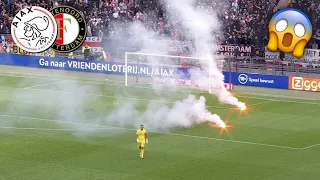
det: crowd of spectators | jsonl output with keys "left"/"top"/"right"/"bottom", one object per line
{"left": 216, "top": 0, "right": 319, "bottom": 48}
{"left": 0, "top": 0, "right": 319, "bottom": 49}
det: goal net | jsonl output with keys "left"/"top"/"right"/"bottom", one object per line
{"left": 124, "top": 52, "right": 231, "bottom": 90}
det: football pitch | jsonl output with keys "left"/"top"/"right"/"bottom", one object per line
{"left": 0, "top": 66, "right": 319, "bottom": 180}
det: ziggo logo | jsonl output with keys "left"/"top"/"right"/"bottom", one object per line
{"left": 289, "top": 77, "right": 320, "bottom": 92}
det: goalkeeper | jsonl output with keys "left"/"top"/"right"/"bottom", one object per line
{"left": 136, "top": 124, "right": 148, "bottom": 159}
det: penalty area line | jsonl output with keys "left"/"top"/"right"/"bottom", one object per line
{"left": 0, "top": 126, "right": 115, "bottom": 131}
{"left": 23, "top": 81, "right": 65, "bottom": 89}
{"left": 300, "top": 143, "right": 320, "bottom": 150}
{"left": 206, "top": 100, "right": 275, "bottom": 110}
{"left": 1, "top": 72, "right": 320, "bottom": 105}
{"left": 0, "top": 114, "right": 301, "bottom": 150}
{"left": 247, "top": 100, "right": 275, "bottom": 107}
{"left": 157, "top": 132, "right": 301, "bottom": 150}
{"left": 16, "top": 86, "right": 277, "bottom": 109}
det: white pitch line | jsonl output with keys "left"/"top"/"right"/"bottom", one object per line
{"left": 0, "top": 96, "right": 226, "bottom": 110}
{"left": 206, "top": 100, "right": 274, "bottom": 109}
{"left": 0, "top": 71, "right": 116, "bottom": 82}
{"left": 17, "top": 87, "right": 276, "bottom": 109}
{"left": 23, "top": 81, "right": 64, "bottom": 89}
{"left": 0, "top": 114, "right": 112, "bottom": 129}
{"left": 0, "top": 126, "right": 114, "bottom": 131}
{"left": 300, "top": 143, "right": 320, "bottom": 150}
{"left": 0, "top": 88, "right": 272, "bottom": 110}
{"left": 9, "top": 87, "right": 320, "bottom": 107}
{"left": 247, "top": 100, "right": 275, "bottom": 107}
{"left": 0, "top": 114, "right": 301, "bottom": 150}
{"left": 162, "top": 133, "right": 301, "bottom": 150}
{"left": 0, "top": 71, "right": 320, "bottom": 105}
{"left": 238, "top": 94, "right": 320, "bottom": 105}
{"left": 22, "top": 87, "right": 180, "bottom": 104}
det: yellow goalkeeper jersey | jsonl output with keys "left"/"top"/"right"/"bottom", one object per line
{"left": 136, "top": 129, "right": 147, "bottom": 141}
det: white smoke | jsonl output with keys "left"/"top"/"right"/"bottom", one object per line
{"left": 2, "top": 0, "right": 249, "bottom": 136}
{"left": 164, "top": 0, "right": 245, "bottom": 109}
{"left": 107, "top": 94, "right": 225, "bottom": 131}
{"left": 103, "top": 0, "right": 241, "bottom": 131}
{"left": 3, "top": 77, "right": 225, "bottom": 136}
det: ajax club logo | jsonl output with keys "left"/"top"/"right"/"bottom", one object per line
{"left": 11, "top": 6, "right": 87, "bottom": 53}
{"left": 50, "top": 6, "right": 87, "bottom": 52}
{"left": 267, "top": 8, "right": 312, "bottom": 58}
{"left": 11, "top": 6, "right": 58, "bottom": 53}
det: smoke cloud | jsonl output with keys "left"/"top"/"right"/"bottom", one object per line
{"left": 107, "top": 94, "right": 226, "bottom": 131}
{"left": 164, "top": 0, "right": 245, "bottom": 109}
{"left": 2, "top": 0, "right": 246, "bottom": 136}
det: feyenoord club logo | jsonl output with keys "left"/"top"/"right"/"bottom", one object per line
{"left": 50, "top": 6, "right": 87, "bottom": 52}
{"left": 11, "top": 6, "right": 58, "bottom": 53}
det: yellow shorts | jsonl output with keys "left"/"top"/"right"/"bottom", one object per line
{"left": 138, "top": 141, "right": 145, "bottom": 148}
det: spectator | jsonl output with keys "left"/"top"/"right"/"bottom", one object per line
{"left": 0, "top": 23, "right": 6, "bottom": 33}
{"left": 100, "top": 47, "right": 107, "bottom": 60}
{"left": 0, "top": 0, "right": 318, "bottom": 49}
{"left": 83, "top": 45, "right": 91, "bottom": 60}
{"left": 312, "top": 42, "right": 319, "bottom": 49}
{"left": 182, "top": 60, "right": 188, "bottom": 68}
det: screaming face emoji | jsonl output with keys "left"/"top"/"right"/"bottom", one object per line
{"left": 267, "top": 8, "right": 312, "bottom": 58}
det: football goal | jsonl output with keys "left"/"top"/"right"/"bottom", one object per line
{"left": 124, "top": 52, "right": 230, "bottom": 91}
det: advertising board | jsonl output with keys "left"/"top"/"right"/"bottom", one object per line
{"left": 0, "top": 54, "right": 187, "bottom": 78}
{"left": 0, "top": 53, "right": 294, "bottom": 90}
{"left": 289, "top": 76, "right": 320, "bottom": 92}
{"left": 264, "top": 47, "right": 320, "bottom": 64}
{"left": 152, "top": 78, "right": 233, "bottom": 90}
{"left": 223, "top": 72, "right": 289, "bottom": 89}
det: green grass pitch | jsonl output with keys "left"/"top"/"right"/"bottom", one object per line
{"left": 0, "top": 68, "right": 319, "bottom": 180}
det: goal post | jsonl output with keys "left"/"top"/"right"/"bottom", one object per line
{"left": 124, "top": 52, "right": 128, "bottom": 86}
{"left": 124, "top": 52, "right": 230, "bottom": 90}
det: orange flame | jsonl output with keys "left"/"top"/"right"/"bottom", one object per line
{"left": 210, "top": 122, "right": 229, "bottom": 130}
{"left": 239, "top": 104, "right": 247, "bottom": 111}
{"left": 210, "top": 122, "right": 232, "bottom": 135}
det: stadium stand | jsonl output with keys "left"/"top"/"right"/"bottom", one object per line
{"left": 1, "top": 0, "right": 319, "bottom": 45}
{"left": 0, "top": 0, "right": 319, "bottom": 76}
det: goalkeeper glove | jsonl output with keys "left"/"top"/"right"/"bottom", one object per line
{"left": 146, "top": 139, "right": 148, "bottom": 143}
{"left": 137, "top": 138, "right": 140, "bottom": 143}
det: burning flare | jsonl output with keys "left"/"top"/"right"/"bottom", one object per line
{"left": 237, "top": 102, "right": 247, "bottom": 111}
{"left": 199, "top": 112, "right": 226, "bottom": 129}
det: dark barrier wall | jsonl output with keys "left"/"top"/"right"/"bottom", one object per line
{"left": 0, "top": 54, "right": 289, "bottom": 89}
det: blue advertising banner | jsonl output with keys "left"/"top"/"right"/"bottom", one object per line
{"left": 0, "top": 54, "right": 191, "bottom": 79}
{"left": 223, "top": 72, "right": 289, "bottom": 89}
{"left": 0, "top": 54, "right": 289, "bottom": 89}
